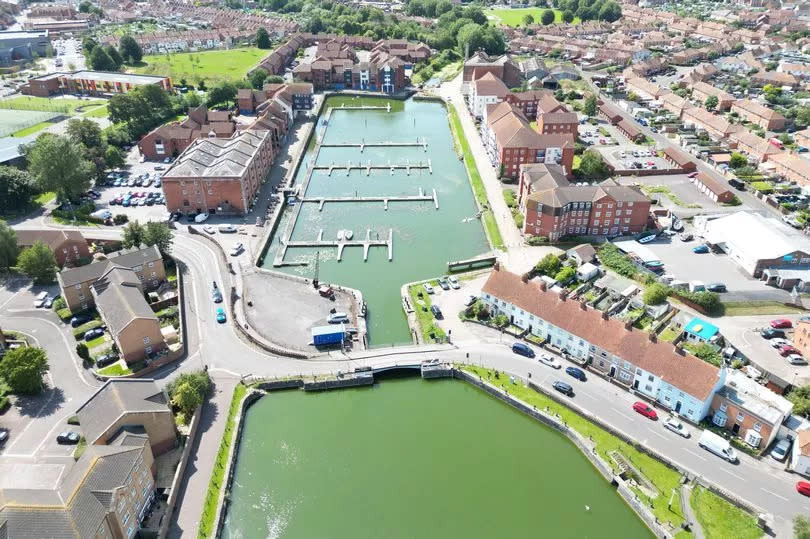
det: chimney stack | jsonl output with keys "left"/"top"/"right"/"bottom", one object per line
{"left": 648, "top": 332, "right": 657, "bottom": 343}
{"left": 579, "top": 298, "right": 587, "bottom": 310}
{"left": 539, "top": 280, "right": 547, "bottom": 291}
{"left": 521, "top": 272, "right": 530, "bottom": 283}
{"left": 559, "top": 289, "right": 569, "bottom": 301}
{"left": 601, "top": 310, "right": 609, "bottom": 320}
{"left": 675, "top": 343, "right": 685, "bottom": 355}
{"left": 624, "top": 320, "right": 633, "bottom": 330}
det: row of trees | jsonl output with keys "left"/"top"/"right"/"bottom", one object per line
{"left": 122, "top": 220, "right": 174, "bottom": 255}
{"left": 82, "top": 34, "right": 143, "bottom": 71}
{"left": 552, "top": 0, "right": 622, "bottom": 22}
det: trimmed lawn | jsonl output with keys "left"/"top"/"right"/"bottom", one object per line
{"left": 0, "top": 96, "right": 106, "bottom": 114}
{"left": 720, "top": 301, "right": 805, "bottom": 317}
{"left": 463, "top": 365, "right": 689, "bottom": 531}
{"left": 85, "top": 335, "right": 108, "bottom": 349}
{"left": 447, "top": 103, "right": 505, "bottom": 250}
{"left": 83, "top": 104, "right": 108, "bottom": 118}
{"left": 132, "top": 48, "right": 268, "bottom": 83}
{"left": 690, "top": 486, "right": 762, "bottom": 539}
{"left": 97, "top": 363, "right": 132, "bottom": 376}
{"left": 12, "top": 121, "right": 52, "bottom": 137}
{"left": 324, "top": 94, "right": 405, "bottom": 112}
{"left": 408, "top": 283, "right": 446, "bottom": 343}
{"left": 485, "top": 8, "right": 580, "bottom": 26}
{"left": 199, "top": 383, "right": 247, "bottom": 538}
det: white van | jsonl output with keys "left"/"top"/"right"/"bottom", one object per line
{"left": 90, "top": 209, "right": 112, "bottom": 220}
{"left": 34, "top": 290, "right": 48, "bottom": 308}
{"left": 689, "top": 280, "right": 705, "bottom": 293}
{"left": 698, "top": 430, "right": 738, "bottom": 463}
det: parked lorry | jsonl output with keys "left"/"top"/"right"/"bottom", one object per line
{"left": 311, "top": 325, "right": 345, "bottom": 346}
{"left": 698, "top": 430, "right": 738, "bottom": 463}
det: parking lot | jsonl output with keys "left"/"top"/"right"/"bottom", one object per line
{"left": 599, "top": 145, "right": 670, "bottom": 173}
{"left": 614, "top": 173, "right": 749, "bottom": 215}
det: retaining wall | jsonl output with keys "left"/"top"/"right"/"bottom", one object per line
{"left": 159, "top": 404, "right": 203, "bottom": 539}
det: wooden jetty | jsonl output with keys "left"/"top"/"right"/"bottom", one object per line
{"left": 318, "top": 159, "right": 432, "bottom": 176}
{"left": 274, "top": 229, "right": 393, "bottom": 266}
{"left": 304, "top": 188, "right": 438, "bottom": 211}
{"left": 320, "top": 138, "right": 428, "bottom": 153}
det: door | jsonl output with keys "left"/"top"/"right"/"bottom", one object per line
{"left": 675, "top": 401, "right": 682, "bottom": 413}
{"left": 609, "top": 366, "right": 616, "bottom": 377}
{"left": 732, "top": 423, "right": 740, "bottom": 435}
{"left": 632, "top": 380, "right": 639, "bottom": 390}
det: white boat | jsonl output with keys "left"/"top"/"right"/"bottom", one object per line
{"left": 344, "top": 229, "right": 353, "bottom": 240}
{"left": 337, "top": 229, "right": 345, "bottom": 241}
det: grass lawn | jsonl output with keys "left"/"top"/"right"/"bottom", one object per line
{"left": 463, "top": 365, "right": 690, "bottom": 531}
{"left": 132, "top": 48, "right": 268, "bottom": 83}
{"left": 0, "top": 96, "right": 106, "bottom": 114}
{"left": 97, "top": 363, "right": 132, "bottom": 376}
{"left": 34, "top": 191, "right": 56, "bottom": 205}
{"left": 83, "top": 104, "right": 108, "bottom": 118}
{"left": 12, "top": 121, "right": 52, "bottom": 137}
{"left": 658, "top": 326, "right": 681, "bottom": 342}
{"left": 408, "top": 283, "right": 446, "bottom": 343}
{"left": 447, "top": 103, "right": 505, "bottom": 250}
{"left": 324, "top": 94, "right": 405, "bottom": 112}
{"left": 690, "top": 486, "right": 762, "bottom": 539}
{"left": 641, "top": 185, "right": 701, "bottom": 209}
{"left": 199, "top": 383, "right": 247, "bottom": 538}
{"left": 85, "top": 335, "right": 108, "bottom": 349}
{"left": 720, "top": 301, "right": 805, "bottom": 317}
{"left": 437, "top": 61, "right": 462, "bottom": 81}
{"left": 73, "top": 437, "right": 87, "bottom": 461}
{"left": 52, "top": 214, "right": 100, "bottom": 227}
{"left": 485, "top": 7, "right": 580, "bottom": 26}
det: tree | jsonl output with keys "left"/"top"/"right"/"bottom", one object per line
{"left": 554, "top": 265, "right": 575, "bottom": 283}
{"left": 522, "top": 14, "right": 535, "bottom": 25}
{"left": 25, "top": 134, "right": 93, "bottom": 201}
{"left": 88, "top": 45, "right": 116, "bottom": 71}
{"left": 627, "top": 91, "right": 640, "bottom": 102}
{"left": 66, "top": 117, "right": 103, "bottom": 150}
{"left": 795, "top": 515, "right": 810, "bottom": 539}
{"left": 583, "top": 94, "right": 597, "bottom": 117}
{"left": 206, "top": 81, "right": 238, "bottom": 108}
{"left": 119, "top": 35, "right": 143, "bottom": 64}
{"left": 704, "top": 94, "right": 718, "bottom": 111}
{"left": 0, "top": 166, "right": 36, "bottom": 214}
{"left": 17, "top": 241, "right": 57, "bottom": 283}
{"left": 689, "top": 342, "right": 723, "bottom": 367}
{"left": 729, "top": 152, "right": 748, "bottom": 169}
{"left": 562, "top": 9, "right": 575, "bottom": 23}
{"left": 256, "top": 27, "right": 271, "bottom": 49}
{"left": 78, "top": 1, "right": 92, "bottom": 13}
{"left": 788, "top": 385, "right": 810, "bottom": 417}
{"left": 0, "top": 347, "right": 48, "bottom": 394}
{"left": 266, "top": 74, "right": 284, "bottom": 84}
{"left": 142, "top": 221, "right": 173, "bottom": 255}
{"left": 167, "top": 371, "right": 211, "bottom": 421}
{"left": 105, "top": 145, "right": 125, "bottom": 169}
{"left": 795, "top": 106, "right": 810, "bottom": 128}
{"left": 76, "top": 343, "right": 90, "bottom": 361}
{"left": 577, "top": 150, "right": 611, "bottom": 179}
{"left": 541, "top": 9, "right": 555, "bottom": 25}
{"left": 249, "top": 68, "right": 268, "bottom": 90}
{"left": 534, "top": 253, "right": 561, "bottom": 276}
{"left": 104, "top": 45, "right": 124, "bottom": 70}
{"left": 0, "top": 220, "right": 18, "bottom": 273}
{"left": 122, "top": 220, "right": 146, "bottom": 249}
{"left": 643, "top": 283, "right": 670, "bottom": 305}
{"left": 82, "top": 37, "right": 98, "bottom": 55}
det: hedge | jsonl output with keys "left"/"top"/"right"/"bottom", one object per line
{"left": 72, "top": 320, "right": 103, "bottom": 340}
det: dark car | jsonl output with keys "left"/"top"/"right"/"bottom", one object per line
{"left": 511, "top": 342, "right": 535, "bottom": 358}
{"left": 84, "top": 327, "right": 104, "bottom": 341}
{"left": 437, "top": 277, "right": 450, "bottom": 290}
{"left": 95, "top": 353, "right": 117, "bottom": 367}
{"left": 0, "top": 428, "right": 8, "bottom": 445}
{"left": 57, "top": 431, "right": 80, "bottom": 445}
{"left": 212, "top": 287, "right": 223, "bottom": 303}
{"left": 706, "top": 283, "right": 727, "bottom": 293}
{"left": 430, "top": 304, "right": 443, "bottom": 320}
{"left": 566, "top": 366, "right": 586, "bottom": 381}
{"left": 552, "top": 380, "right": 574, "bottom": 396}
{"left": 70, "top": 314, "right": 90, "bottom": 328}
{"left": 761, "top": 329, "right": 786, "bottom": 340}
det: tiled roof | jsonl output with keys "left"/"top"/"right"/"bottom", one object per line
{"left": 799, "top": 429, "right": 810, "bottom": 457}
{"left": 58, "top": 246, "right": 161, "bottom": 287}
{"left": 164, "top": 130, "right": 269, "bottom": 179}
{"left": 15, "top": 229, "right": 84, "bottom": 251}
{"left": 732, "top": 99, "right": 785, "bottom": 121}
{"left": 481, "top": 267, "right": 721, "bottom": 400}
{"left": 91, "top": 265, "right": 157, "bottom": 338}
{"left": 473, "top": 72, "right": 509, "bottom": 97}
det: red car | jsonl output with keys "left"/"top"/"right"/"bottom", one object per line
{"left": 632, "top": 401, "right": 658, "bottom": 420}
{"left": 771, "top": 319, "right": 793, "bottom": 329}
{"left": 779, "top": 345, "right": 799, "bottom": 357}
{"left": 798, "top": 481, "right": 810, "bottom": 497}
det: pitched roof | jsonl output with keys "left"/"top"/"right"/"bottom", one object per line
{"left": 695, "top": 172, "right": 732, "bottom": 197}
{"left": 799, "top": 429, "right": 810, "bottom": 457}
{"left": 730, "top": 130, "right": 783, "bottom": 156}
{"left": 690, "top": 81, "right": 735, "bottom": 102}
{"left": 473, "top": 72, "right": 509, "bottom": 97}
{"left": 481, "top": 267, "right": 721, "bottom": 400}
{"left": 58, "top": 246, "right": 162, "bottom": 287}
{"left": 15, "top": 229, "right": 84, "bottom": 250}
{"left": 91, "top": 265, "right": 157, "bottom": 338}
{"left": 732, "top": 98, "right": 785, "bottom": 121}
{"left": 164, "top": 129, "right": 270, "bottom": 179}
{"left": 75, "top": 379, "right": 169, "bottom": 446}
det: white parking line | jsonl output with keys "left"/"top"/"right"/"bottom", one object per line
{"left": 760, "top": 488, "right": 788, "bottom": 501}
{"left": 580, "top": 392, "right": 597, "bottom": 400}
{"left": 683, "top": 448, "right": 707, "bottom": 462}
{"left": 610, "top": 407, "right": 635, "bottom": 421}
{"left": 719, "top": 468, "right": 745, "bottom": 481}
{"left": 649, "top": 430, "right": 668, "bottom": 440}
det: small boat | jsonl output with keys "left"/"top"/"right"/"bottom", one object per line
{"left": 337, "top": 229, "right": 345, "bottom": 241}
{"left": 344, "top": 229, "right": 353, "bottom": 240}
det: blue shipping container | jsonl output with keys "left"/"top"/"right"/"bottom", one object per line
{"left": 312, "top": 325, "right": 345, "bottom": 346}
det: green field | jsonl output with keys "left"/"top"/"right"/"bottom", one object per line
{"left": 485, "top": 8, "right": 580, "bottom": 26}
{"left": 12, "top": 121, "right": 52, "bottom": 137}
{"left": 0, "top": 96, "right": 106, "bottom": 114}
{"left": 132, "top": 48, "right": 268, "bottom": 83}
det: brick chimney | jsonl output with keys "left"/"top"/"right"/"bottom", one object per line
{"left": 601, "top": 310, "right": 608, "bottom": 320}
{"left": 559, "top": 289, "right": 569, "bottom": 301}
{"left": 493, "top": 260, "right": 500, "bottom": 271}
{"left": 624, "top": 320, "right": 633, "bottom": 330}
{"left": 648, "top": 332, "right": 657, "bottom": 343}
{"left": 521, "top": 272, "right": 530, "bottom": 283}
{"left": 539, "top": 280, "right": 547, "bottom": 291}
{"left": 675, "top": 342, "right": 685, "bottom": 355}
{"left": 579, "top": 298, "right": 587, "bottom": 310}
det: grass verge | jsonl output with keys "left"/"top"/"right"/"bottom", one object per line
{"left": 83, "top": 104, "right": 109, "bottom": 118}
{"left": 97, "top": 363, "right": 132, "bottom": 376}
{"left": 462, "top": 365, "right": 689, "bottom": 531}
{"left": 641, "top": 185, "right": 701, "bottom": 209}
{"left": 73, "top": 437, "right": 87, "bottom": 461}
{"left": 408, "top": 283, "right": 446, "bottom": 343}
{"left": 720, "top": 301, "right": 805, "bottom": 317}
{"left": 690, "top": 486, "right": 761, "bottom": 539}
{"left": 447, "top": 103, "right": 505, "bottom": 249}
{"left": 12, "top": 121, "right": 52, "bottom": 137}
{"left": 199, "top": 382, "right": 247, "bottom": 538}
{"left": 323, "top": 94, "right": 405, "bottom": 112}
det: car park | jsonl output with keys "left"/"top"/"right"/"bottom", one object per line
{"left": 511, "top": 342, "right": 535, "bottom": 358}
{"left": 663, "top": 417, "right": 690, "bottom": 437}
{"left": 565, "top": 366, "right": 586, "bottom": 381}
{"left": 538, "top": 353, "right": 561, "bottom": 369}
{"left": 216, "top": 307, "right": 227, "bottom": 323}
{"left": 57, "top": 431, "right": 80, "bottom": 445}
{"left": 552, "top": 380, "right": 574, "bottom": 396}
{"left": 771, "top": 319, "right": 793, "bottom": 329}
{"left": 632, "top": 401, "right": 658, "bottom": 420}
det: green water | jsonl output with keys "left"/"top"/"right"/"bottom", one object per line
{"left": 221, "top": 378, "right": 652, "bottom": 539}
{"left": 261, "top": 98, "right": 489, "bottom": 346}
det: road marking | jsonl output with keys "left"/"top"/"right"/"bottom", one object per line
{"left": 760, "top": 488, "right": 788, "bottom": 501}
{"left": 580, "top": 392, "right": 597, "bottom": 400}
{"left": 683, "top": 448, "right": 707, "bottom": 462}
{"left": 650, "top": 430, "right": 667, "bottom": 440}
{"left": 610, "top": 407, "right": 634, "bottom": 421}
{"left": 719, "top": 468, "right": 745, "bottom": 481}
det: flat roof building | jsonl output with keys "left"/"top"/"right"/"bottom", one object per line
{"left": 23, "top": 70, "right": 172, "bottom": 97}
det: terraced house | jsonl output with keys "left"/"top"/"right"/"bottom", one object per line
{"left": 480, "top": 266, "right": 727, "bottom": 423}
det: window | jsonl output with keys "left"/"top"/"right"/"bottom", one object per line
{"left": 647, "top": 374, "right": 654, "bottom": 382}
{"left": 148, "top": 262, "right": 154, "bottom": 268}
{"left": 752, "top": 421, "right": 762, "bottom": 432}
{"left": 78, "top": 294, "right": 85, "bottom": 301}
{"left": 122, "top": 512, "right": 130, "bottom": 525}
{"left": 736, "top": 412, "right": 745, "bottom": 422}
{"left": 619, "top": 371, "right": 632, "bottom": 382}
{"left": 645, "top": 384, "right": 652, "bottom": 391}
{"left": 719, "top": 402, "right": 728, "bottom": 412}
{"left": 143, "top": 336, "right": 151, "bottom": 345}
{"left": 75, "top": 284, "right": 82, "bottom": 290}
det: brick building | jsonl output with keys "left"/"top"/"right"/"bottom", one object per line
{"left": 535, "top": 111, "right": 579, "bottom": 135}
{"left": 517, "top": 163, "right": 650, "bottom": 240}
{"left": 730, "top": 99, "right": 786, "bottom": 131}
{"left": 462, "top": 51, "right": 522, "bottom": 88}
{"left": 138, "top": 106, "right": 235, "bottom": 161}
{"left": 16, "top": 229, "right": 90, "bottom": 268}
{"left": 504, "top": 89, "right": 566, "bottom": 121}
{"left": 689, "top": 81, "right": 736, "bottom": 111}
{"left": 729, "top": 130, "right": 783, "bottom": 162}
{"left": 22, "top": 70, "right": 172, "bottom": 97}
{"left": 691, "top": 172, "right": 736, "bottom": 204}
{"left": 236, "top": 82, "right": 313, "bottom": 115}
{"left": 768, "top": 152, "right": 810, "bottom": 186}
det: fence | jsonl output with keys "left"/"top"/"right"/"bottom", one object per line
{"left": 0, "top": 109, "right": 61, "bottom": 137}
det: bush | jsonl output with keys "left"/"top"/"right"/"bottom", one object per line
{"left": 67, "top": 415, "right": 80, "bottom": 425}
{"left": 113, "top": 214, "right": 129, "bottom": 225}
{"left": 0, "top": 395, "right": 8, "bottom": 413}
{"left": 597, "top": 243, "right": 637, "bottom": 278}
{"left": 673, "top": 289, "right": 721, "bottom": 314}
{"left": 750, "top": 181, "right": 774, "bottom": 194}
{"left": 554, "top": 266, "right": 576, "bottom": 283}
{"left": 643, "top": 283, "right": 670, "bottom": 305}
{"left": 527, "top": 236, "right": 549, "bottom": 245}
{"left": 76, "top": 343, "right": 89, "bottom": 360}
{"left": 535, "top": 253, "right": 562, "bottom": 276}
{"left": 52, "top": 296, "right": 66, "bottom": 311}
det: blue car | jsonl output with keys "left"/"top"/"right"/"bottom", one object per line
{"left": 565, "top": 366, "right": 586, "bottom": 381}
{"left": 511, "top": 342, "right": 535, "bottom": 358}
{"left": 216, "top": 307, "right": 226, "bottom": 323}
{"left": 692, "top": 244, "right": 709, "bottom": 254}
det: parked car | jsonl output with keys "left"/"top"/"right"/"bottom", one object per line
{"left": 632, "top": 401, "right": 658, "bottom": 420}
{"left": 771, "top": 439, "right": 792, "bottom": 461}
{"left": 84, "top": 327, "right": 104, "bottom": 341}
{"left": 770, "top": 338, "right": 791, "bottom": 349}
{"left": 215, "top": 307, "right": 227, "bottom": 323}
{"left": 423, "top": 283, "right": 435, "bottom": 294}
{"left": 779, "top": 345, "right": 799, "bottom": 357}
{"left": 34, "top": 290, "right": 48, "bottom": 308}
{"left": 203, "top": 225, "right": 216, "bottom": 234}
{"left": 663, "top": 417, "right": 690, "bottom": 437}
{"left": 538, "top": 353, "right": 561, "bottom": 369}
{"left": 229, "top": 243, "right": 244, "bottom": 256}
{"left": 95, "top": 353, "right": 117, "bottom": 368}
{"left": 327, "top": 312, "right": 349, "bottom": 324}
{"left": 761, "top": 329, "right": 785, "bottom": 340}
{"left": 430, "top": 304, "right": 443, "bottom": 319}
{"left": 771, "top": 318, "right": 793, "bottom": 329}
{"left": 194, "top": 212, "right": 209, "bottom": 223}
{"left": 787, "top": 354, "right": 807, "bottom": 365}
{"left": 212, "top": 286, "right": 223, "bottom": 303}
{"left": 0, "top": 428, "right": 8, "bottom": 445}
{"left": 692, "top": 244, "right": 709, "bottom": 254}
{"left": 70, "top": 314, "right": 90, "bottom": 328}
{"left": 437, "top": 277, "right": 450, "bottom": 290}
{"left": 552, "top": 380, "right": 574, "bottom": 396}
{"left": 511, "top": 342, "right": 535, "bottom": 358}
{"left": 706, "top": 283, "right": 727, "bottom": 293}
{"left": 448, "top": 276, "right": 460, "bottom": 289}
{"left": 797, "top": 481, "right": 810, "bottom": 497}
{"left": 57, "top": 431, "right": 80, "bottom": 444}
{"left": 679, "top": 233, "right": 693, "bottom": 242}
{"left": 42, "top": 296, "right": 54, "bottom": 308}
{"left": 218, "top": 224, "right": 237, "bottom": 233}
{"left": 464, "top": 294, "right": 477, "bottom": 306}
{"left": 565, "top": 366, "right": 586, "bottom": 381}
